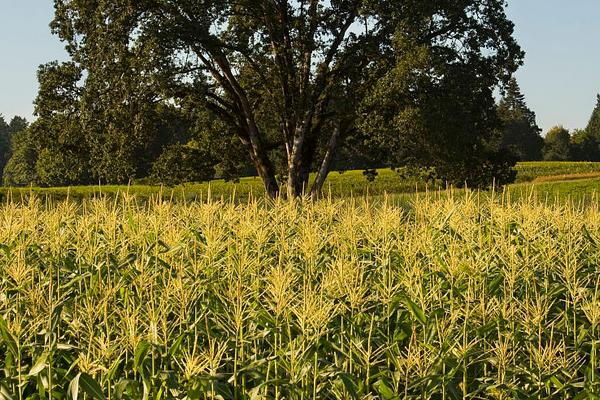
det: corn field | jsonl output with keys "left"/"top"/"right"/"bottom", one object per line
{"left": 0, "top": 191, "right": 599, "bottom": 399}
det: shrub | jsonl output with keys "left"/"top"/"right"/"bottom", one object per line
{"left": 151, "top": 142, "right": 216, "bottom": 186}
{"left": 36, "top": 148, "right": 90, "bottom": 187}
{"left": 362, "top": 168, "right": 378, "bottom": 182}
{"left": 2, "top": 129, "right": 38, "bottom": 186}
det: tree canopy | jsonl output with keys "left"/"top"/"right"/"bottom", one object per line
{"left": 543, "top": 126, "right": 571, "bottom": 161}
{"left": 28, "top": 0, "right": 526, "bottom": 195}
{"left": 587, "top": 95, "right": 600, "bottom": 140}
{"left": 0, "top": 115, "right": 29, "bottom": 184}
{"left": 496, "top": 78, "right": 543, "bottom": 161}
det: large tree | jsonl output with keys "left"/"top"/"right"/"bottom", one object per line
{"left": 50, "top": 0, "right": 523, "bottom": 197}
{"left": 496, "top": 78, "right": 543, "bottom": 160}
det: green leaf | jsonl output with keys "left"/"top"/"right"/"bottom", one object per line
{"left": 487, "top": 273, "right": 504, "bottom": 295}
{"left": 37, "top": 373, "right": 47, "bottom": 397}
{"left": 337, "top": 372, "right": 359, "bottom": 399}
{"left": 401, "top": 296, "right": 427, "bottom": 325}
{"left": 106, "top": 357, "right": 122, "bottom": 381}
{"left": 59, "top": 273, "right": 92, "bottom": 291}
{"left": 0, "top": 315, "right": 18, "bottom": 357}
{"left": 375, "top": 380, "right": 398, "bottom": 400}
{"left": 550, "top": 376, "right": 564, "bottom": 390}
{"left": 446, "top": 381, "right": 463, "bottom": 400}
{"left": 79, "top": 373, "right": 106, "bottom": 400}
{"left": 29, "top": 351, "right": 49, "bottom": 376}
{"left": 69, "top": 372, "right": 107, "bottom": 400}
{"left": 167, "top": 334, "right": 185, "bottom": 358}
{"left": 0, "top": 382, "right": 15, "bottom": 400}
{"left": 582, "top": 224, "right": 597, "bottom": 247}
{"left": 114, "top": 379, "right": 138, "bottom": 399}
{"left": 134, "top": 342, "right": 152, "bottom": 399}
{"left": 134, "top": 341, "right": 151, "bottom": 371}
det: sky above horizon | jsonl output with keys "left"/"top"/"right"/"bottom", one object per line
{"left": 0, "top": 1, "right": 599, "bottom": 134}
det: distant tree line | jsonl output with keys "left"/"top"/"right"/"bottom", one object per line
{"left": 541, "top": 95, "right": 600, "bottom": 162}
{"left": 502, "top": 92, "right": 600, "bottom": 163}
{"left": 3, "top": 84, "right": 600, "bottom": 188}
{"left": 464, "top": 81, "right": 600, "bottom": 164}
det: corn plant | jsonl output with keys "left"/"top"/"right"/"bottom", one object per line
{"left": 0, "top": 191, "right": 598, "bottom": 399}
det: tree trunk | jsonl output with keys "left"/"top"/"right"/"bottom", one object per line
{"left": 243, "top": 122, "right": 280, "bottom": 199}
{"left": 311, "top": 123, "right": 341, "bottom": 197}
{"left": 239, "top": 134, "right": 279, "bottom": 199}
{"left": 286, "top": 128, "right": 309, "bottom": 198}
{"left": 204, "top": 52, "right": 281, "bottom": 198}
{"left": 254, "top": 155, "right": 279, "bottom": 199}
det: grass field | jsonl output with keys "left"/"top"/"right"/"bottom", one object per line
{"left": 0, "top": 169, "right": 435, "bottom": 202}
{"left": 514, "top": 162, "right": 600, "bottom": 183}
{"left": 2, "top": 162, "right": 600, "bottom": 203}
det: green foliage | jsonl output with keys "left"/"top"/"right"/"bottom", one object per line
{"left": 27, "top": 59, "right": 198, "bottom": 185}
{"left": 36, "top": 148, "right": 90, "bottom": 187}
{"left": 497, "top": 78, "right": 544, "bottom": 160}
{"left": 587, "top": 94, "right": 600, "bottom": 140}
{"left": 0, "top": 115, "right": 29, "bottom": 184}
{"left": 436, "top": 148, "right": 518, "bottom": 188}
{"left": 359, "top": 28, "right": 522, "bottom": 188}
{"left": 2, "top": 129, "right": 38, "bottom": 186}
{"left": 29, "top": 62, "right": 92, "bottom": 184}
{"left": 543, "top": 126, "right": 572, "bottom": 161}
{"left": 566, "top": 96, "right": 600, "bottom": 162}
{"left": 571, "top": 128, "right": 600, "bottom": 161}
{"left": 8, "top": 116, "right": 28, "bottom": 134}
{"left": 47, "top": 0, "right": 524, "bottom": 196}
{"left": 151, "top": 142, "right": 217, "bottom": 186}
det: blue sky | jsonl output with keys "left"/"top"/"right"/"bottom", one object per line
{"left": 0, "top": 1, "right": 68, "bottom": 121}
{"left": 1, "top": 1, "right": 599, "bottom": 133}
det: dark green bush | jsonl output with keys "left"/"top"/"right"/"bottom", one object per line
{"left": 151, "top": 142, "right": 216, "bottom": 186}
{"left": 36, "top": 148, "right": 90, "bottom": 187}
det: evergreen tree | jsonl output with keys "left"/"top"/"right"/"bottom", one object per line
{"left": 9, "top": 117, "right": 28, "bottom": 135}
{"left": 586, "top": 94, "right": 600, "bottom": 140}
{"left": 0, "top": 116, "right": 10, "bottom": 181}
{"left": 497, "top": 78, "right": 544, "bottom": 160}
{"left": 568, "top": 95, "right": 600, "bottom": 161}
